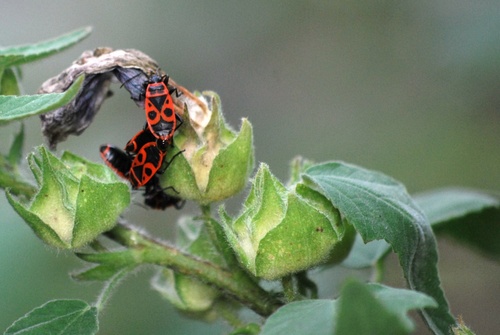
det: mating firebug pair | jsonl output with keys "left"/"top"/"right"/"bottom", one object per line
{"left": 100, "top": 126, "right": 184, "bottom": 210}
{"left": 100, "top": 126, "right": 164, "bottom": 188}
{"left": 99, "top": 70, "right": 185, "bottom": 209}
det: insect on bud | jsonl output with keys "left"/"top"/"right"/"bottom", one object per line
{"left": 161, "top": 91, "right": 254, "bottom": 205}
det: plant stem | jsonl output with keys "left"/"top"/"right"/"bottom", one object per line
{"left": 94, "top": 267, "right": 129, "bottom": 313}
{"left": 214, "top": 300, "right": 245, "bottom": 329}
{"left": 200, "top": 203, "right": 239, "bottom": 268}
{"left": 89, "top": 240, "right": 108, "bottom": 252}
{"left": 373, "top": 258, "right": 385, "bottom": 283}
{"left": 296, "top": 271, "right": 318, "bottom": 299}
{"left": 0, "top": 168, "right": 36, "bottom": 198}
{"left": 200, "top": 204, "right": 222, "bottom": 253}
{"left": 105, "top": 222, "right": 282, "bottom": 316}
{"left": 281, "top": 275, "right": 296, "bottom": 302}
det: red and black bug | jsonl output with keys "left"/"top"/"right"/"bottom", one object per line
{"left": 125, "top": 123, "right": 157, "bottom": 153}
{"left": 129, "top": 140, "right": 165, "bottom": 188}
{"left": 100, "top": 127, "right": 164, "bottom": 188}
{"left": 99, "top": 145, "right": 132, "bottom": 180}
{"left": 99, "top": 127, "right": 185, "bottom": 209}
{"left": 115, "top": 69, "right": 183, "bottom": 149}
{"left": 99, "top": 147, "right": 183, "bottom": 210}
{"left": 144, "top": 72, "right": 183, "bottom": 147}
{"left": 124, "top": 125, "right": 175, "bottom": 187}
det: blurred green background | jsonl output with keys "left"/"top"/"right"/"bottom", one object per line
{"left": 1, "top": 1, "right": 499, "bottom": 334}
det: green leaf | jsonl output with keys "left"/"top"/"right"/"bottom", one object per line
{"left": 74, "top": 250, "right": 140, "bottom": 281}
{"left": 415, "top": 188, "right": 500, "bottom": 260}
{"left": 73, "top": 264, "right": 125, "bottom": 282}
{"left": 336, "top": 281, "right": 436, "bottom": 335}
{"left": 6, "top": 124, "right": 24, "bottom": 166}
{"left": 342, "top": 188, "right": 500, "bottom": 267}
{"left": 336, "top": 283, "right": 407, "bottom": 335}
{"left": 0, "top": 75, "right": 83, "bottom": 124}
{"left": 229, "top": 323, "right": 261, "bottom": 335}
{"left": 261, "top": 300, "right": 336, "bottom": 335}
{"left": 0, "top": 67, "right": 20, "bottom": 95}
{"left": 261, "top": 281, "right": 436, "bottom": 335}
{"left": 0, "top": 27, "right": 91, "bottom": 68}
{"left": 4, "top": 299, "right": 98, "bottom": 335}
{"left": 341, "top": 234, "right": 390, "bottom": 268}
{"left": 415, "top": 188, "right": 499, "bottom": 225}
{"left": 302, "top": 162, "right": 455, "bottom": 334}
{"left": 363, "top": 283, "right": 438, "bottom": 331}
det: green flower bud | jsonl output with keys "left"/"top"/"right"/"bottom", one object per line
{"left": 161, "top": 91, "right": 254, "bottom": 205}
{"left": 6, "top": 146, "right": 129, "bottom": 249}
{"left": 219, "top": 163, "right": 354, "bottom": 280}
{"left": 151, "top": 217, "right": 223, "bottom": 314}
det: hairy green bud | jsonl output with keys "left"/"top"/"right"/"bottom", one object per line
{"left": 219, "top": 163, "right": 354, "bottom": 280}
{"left": 7, "top": 146, "right": 129, "bottom": 248}
{"left": 161, "top": 92, "right": 254, "bottom": 205}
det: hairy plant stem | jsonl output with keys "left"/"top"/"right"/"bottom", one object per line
{"left": 373, "top": 257, "right": 385, "bottom": 283}
{"left": 94, "top": 268, "right": 129, "bottom": 313}
{"left": 0, "top": 161, "right": 37, "bottom": 198}
{"left": 281, "top": 275, "right": 296, "bottom": 302}
{"left": 213, "top": 300, "right": 245, "bottom": 329}
{"left": 296, "top": 271, "right": 318, "bottom": 299}
{"left": 200, "top": 203, "right": 240, "bottom": 268}
{"left": 106, "top": 222, "right": 282, "bottom": 316}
